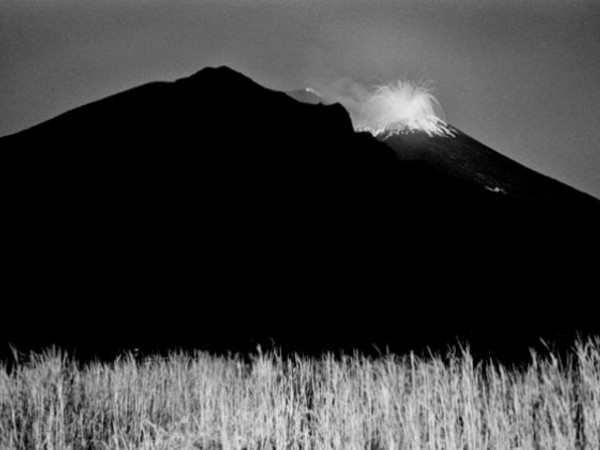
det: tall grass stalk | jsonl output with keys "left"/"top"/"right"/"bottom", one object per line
{"left": 1, "top": 339, "right": 599, "bottom": 449}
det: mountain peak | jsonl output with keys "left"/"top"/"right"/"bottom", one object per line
{"left": 184, "top": 65, "right": 254, "bottom": 84}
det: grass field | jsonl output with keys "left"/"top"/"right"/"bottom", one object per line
{"left": 1, "top": 339, "right": 599, "bottom": 449}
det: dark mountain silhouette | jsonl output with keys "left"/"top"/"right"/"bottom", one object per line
{"left": 1, "top": 66, "right": 599, "bottom": 362}
{"left": 385, "top": 128, "right": 600, "bottom": 216}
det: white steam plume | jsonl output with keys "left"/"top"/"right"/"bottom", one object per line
{"left": 314, "top": 78, "right": 454, "bottom": 138}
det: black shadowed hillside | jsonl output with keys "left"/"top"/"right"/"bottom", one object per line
{"left": 1, "top": 66, "right": 599, "bottom": 362}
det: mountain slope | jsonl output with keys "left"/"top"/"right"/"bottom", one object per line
{"left": 1, "top": 66, "right": 599, "bottom": 360}
{"left": 288, "top": 85, "right": 599, "bottom": 217}
{"left": 384, "top": 127, "right": 600, "bottom": 217}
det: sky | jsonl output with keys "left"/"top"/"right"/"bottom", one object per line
{"left": 1, "top": 0, "right": 599, "bottom": 198}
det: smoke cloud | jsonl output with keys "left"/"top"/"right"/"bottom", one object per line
{"left": 313, "top": 78, "right": 453, "bottom": 138}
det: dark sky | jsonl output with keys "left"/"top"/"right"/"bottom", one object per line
{"left": 2, "top": 0, "right": 599, "bottom": 198}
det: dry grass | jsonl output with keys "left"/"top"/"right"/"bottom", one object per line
{"left": 1, "top": 339, "right": 599, "bottom": 449}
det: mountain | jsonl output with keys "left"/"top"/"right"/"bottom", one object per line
{"left": 1, "top": 66, "right": 599, "bottom": 361}
{"left": 288, "top": 86, "right": 599, "bottom": 216}
{"left": 384, "top": 128, "right": 600, "bottom": 216}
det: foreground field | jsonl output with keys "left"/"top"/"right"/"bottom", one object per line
{"left": 1, "top": 340, "right": 599, "bottom": 449}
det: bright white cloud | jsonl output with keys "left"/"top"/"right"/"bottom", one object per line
{"left": 315, "top": 78, "right": 453, "bottom": 138}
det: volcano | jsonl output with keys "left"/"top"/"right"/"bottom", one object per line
{"left": 289, "top": 85, "right": 599, "bottom": 215}
{"left": 1, "top": 66, "right": 599, "bottom": 361}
